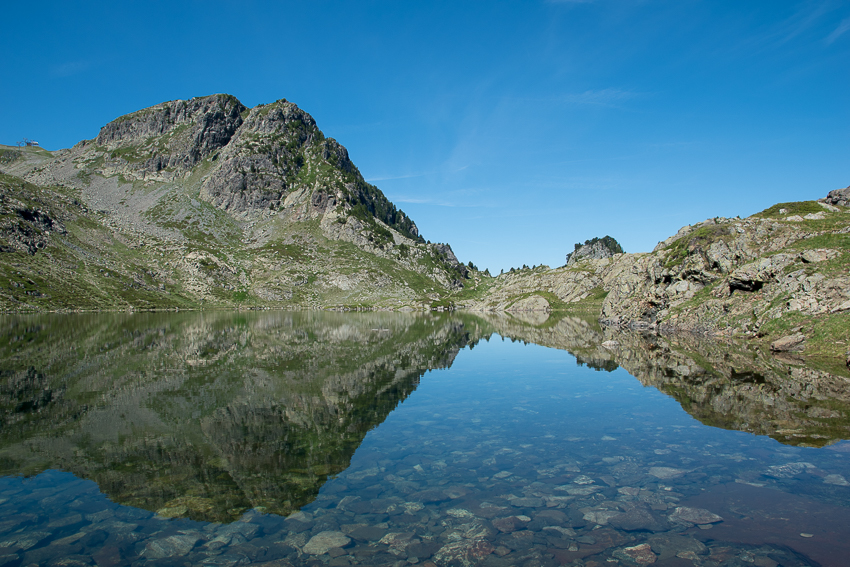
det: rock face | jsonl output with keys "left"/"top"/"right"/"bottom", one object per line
{"left": 92, "top": 94, "right": 246, "bottom": 175}
{"left": 825, "top": 185, "right": 850, "bottom": 207}
{"left": 567, "top": 236, "right": 623, "bottom": 265}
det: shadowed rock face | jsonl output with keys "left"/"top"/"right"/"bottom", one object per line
{"left": 825, "top": 186, "right": 850, "bottom": 208}
{"left": 0, "top": 311, "right": 484, "bottom": 522}
{"left": 93, "top": 94, "right": 247, "bottom": 173}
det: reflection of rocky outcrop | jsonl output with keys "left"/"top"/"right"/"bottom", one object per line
{"left": 0, "top": 311, "right": 482, "bottom": 522}
{"left": 481, "top": 312, "right": 850, "bottom": 447}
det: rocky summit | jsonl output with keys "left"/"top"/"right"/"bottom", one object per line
{"left": 0, "top": 94, "right": 472, "bottom": 311}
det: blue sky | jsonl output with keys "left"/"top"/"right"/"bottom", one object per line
{"left": 2, "top": 1, "right": 848, "bottom": 273}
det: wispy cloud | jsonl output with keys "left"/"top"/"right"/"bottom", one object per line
{"left": 560, "top": 88, "right": 642, "bottom": 108}
{"left": 826, "top": 17, "right": 850, "bottom": 44}
{"left": 366, "top": 164, "right": 470, "bottom": 183}
{"left": 392, "top": 197, "right": 433, "bottom": 204}
{"left": 394, "top": 198, "right": 461, "bottom": 207}
{"left": 734, "top": 3, "right": 839, "bottom": 53}
{"left": 391, "top": 191, "right": 499, "bottom": 208}
{"left": 50, "top": 59, "right": 94, "bottom": 77}
{"left": 366, "top": 172, "right": 428, "bottom": 182}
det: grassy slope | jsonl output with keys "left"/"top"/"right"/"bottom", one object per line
{"left": 0, "top": 162, "right": 470, "bottom": 311}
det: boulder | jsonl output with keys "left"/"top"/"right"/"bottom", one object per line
{"left": 824, "top": 186, "right": 850, "bottom": 208}
{"left": 613, "top": 543, "right": 657, "bottom": 565}
{"left": 729, "top": 254, "right": 795, "bottom": 292}
{"left": 303, "top": 531, "right": 351, "bottom": 555}
{"left": 801, "top": 249, "right": 838, "bottom": 263}
{"left": 668, "top": 507, "right": 723, "bottom": 525}
{"left": 770, "top": 334, "right": 806, "bottom": 352}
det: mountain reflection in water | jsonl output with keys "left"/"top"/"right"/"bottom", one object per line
{"left": 0, "top": 311, "right": 849, "bottom": 567}
{"left": 0, "top": 311, "right": 480, "bottom": 522}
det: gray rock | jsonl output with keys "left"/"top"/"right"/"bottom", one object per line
{"left": 303, "top": 531, "right": 351, "bottom": 555}
{"left": 608, "top": 504, "right": 667, "bottom": 532}
{"left": 648, "top": 534, "right": 707, "bottom": 561}
{"left": 612, "top": 543, "right": 657, "bottom": 565}
{"left": 824, "top": 186, "right": 850, "bottom": 207}
{"left": 143, "top": 534, "right": 203, "bottom": 558}
{"left": 801, "top": 249, "right": 838, "bottom": 263}
{"left": 96, "top": 94, "right": 246, "bottom": 171}
{"left": 770, "top": 334, "right": 806, "bottom": 352}
{"left": 730, "top": 254, "right": 795, "bottom": 292}
{"left": 347, "top": 525, "right": 386, "bottom": 542}
{"left": 668, "top": 506, "right": 723, "bottom": 525}
{"left": 434, "top": 538, "right": 495, "bottom": 564}
{"left": 567, "top": 237, "right": 623, "bottom": 265}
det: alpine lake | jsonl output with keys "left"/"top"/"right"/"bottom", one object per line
{"left": 1, "top": 310, "right": 850, "bottom": 567}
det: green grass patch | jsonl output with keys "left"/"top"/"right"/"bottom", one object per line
{"left": 755, "top": 201, "right": 825, "bottom": 219}
{"left": 663, "top": 224, "right": 730, "bottom": 268}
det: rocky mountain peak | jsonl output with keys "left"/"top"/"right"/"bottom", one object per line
{"left": 91, "top": 94, "right": 246, "bottom": 173}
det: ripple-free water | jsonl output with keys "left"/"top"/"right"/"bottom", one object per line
{"left": 0, "top": 312, "right": 848, "bottom": 566}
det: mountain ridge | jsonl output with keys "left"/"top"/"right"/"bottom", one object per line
{"left": 0, "top": 94, "right": 475, "bottom": 311}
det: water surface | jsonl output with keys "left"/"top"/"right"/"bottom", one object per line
{"left": 1, "top": 311, "right": 849, "bottom": 566}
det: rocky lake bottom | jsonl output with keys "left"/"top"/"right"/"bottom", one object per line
{"left": 0, "top": 311, "right": 848, "bottom": 566}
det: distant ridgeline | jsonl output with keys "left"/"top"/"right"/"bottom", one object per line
{"left": 566, "top": 235, "right": 624, "bottom": 265}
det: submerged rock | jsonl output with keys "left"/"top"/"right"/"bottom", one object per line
{"left": 613, "top": 543, "right": 657, "bottom": 564}
{"left": 668, "top": 507, "right": 723, "bottom": 525}
{"left": 303, "top": 531, "right": 351, "bottom": 555}
{"left": 143, "top": 534, "right": 203, "bottom": 558}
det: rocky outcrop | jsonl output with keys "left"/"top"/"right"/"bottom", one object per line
{"left": 469, "top": 190, "right": 849, "bottom": 359}
{"left": 198, "top": 100, "right": 318, "bottom": 215}
{"left": 824, "top": 185, "right": 850, "bottom": 207}
{"left": 92, "top": 94, "right": 246, "bottom": 175}
{"left": 567, "top": 236, "right": 623, "bottom": 265}
{"left": 0, "top": 176, "right": 67, "bottom": 255}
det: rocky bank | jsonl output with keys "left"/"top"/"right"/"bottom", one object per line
{"left": 463, "top": 189, "right": 850, "bottom": 362}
